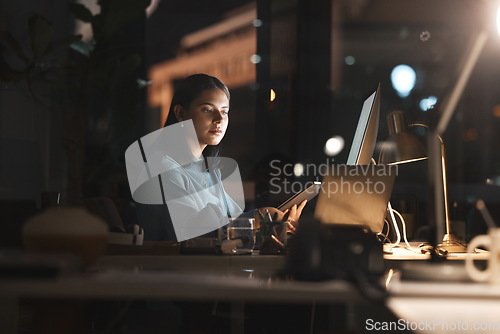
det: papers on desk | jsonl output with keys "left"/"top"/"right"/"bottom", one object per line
{"left": 389, "top": 269, "right": 500, "bottom": 299}
{"left": 388, "top": 278, "right": 500, "bottom": 334}
{"left": 384, "top": 243, "right": 489, "bottom": 261}
{"left": 385, "top": 245, "right": 489, "bottom": 282}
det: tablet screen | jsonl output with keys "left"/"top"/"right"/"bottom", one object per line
{"left": 277, "top": 182, "right": 322, "bottom": 211}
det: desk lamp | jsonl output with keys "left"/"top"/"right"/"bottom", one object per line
{"left": 379, "top": 110, "right": 467, "bottom": 253}
{"left": 380, "top": 3, "right": 499, "bottom": 256}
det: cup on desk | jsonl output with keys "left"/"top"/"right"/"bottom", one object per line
{"left": 259, "top": 221, "right": 287, "bottom": 255}
{"left": 226, "top": 218, "right": 257, "bottom": 254}
{"left": 465, "top": 228, "right": 500, "bottom": 284}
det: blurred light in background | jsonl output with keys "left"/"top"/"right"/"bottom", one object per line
{"left": 345, "top": 56, "right": 356, "bottom": 65}
{"left": 419, "top": 96, "right": 438, "bottom": 111}
{"left": 419, "top": 30, "right": 431, "bottom": 42}
{"left": 324, "top": 136, "right": 344, "bottom": 156}
{"left": 250, "top": 54, "right": 261, "bottom": 64}
{"left": 253, "top": 19, "right": 262, "bottom": 27}
{"left": 293, "top": 163, "right": 304, "bottom": 177}
{"left": 146, "top": 0, "right": 161, "bottom": 17}
{"left": 74, "top": 0, "right": 99, "bottom": 40}
{"left": 270, "top": 89, "right": 276, "bottom": 102}
{"left": 493, "top": 105, "right": 500, "bottom": 117}
{"left": 391, "top": 64, "right": 416, "bottom": 98}
{"left": 497, "top": 5, "right": 500, "bottom": 37}
{"left": 464, "top": 128, "right": 478, "bottom": 142}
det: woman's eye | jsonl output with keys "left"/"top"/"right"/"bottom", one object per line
{"left": 222, "top": 110, "right": 229, "bottom": 115}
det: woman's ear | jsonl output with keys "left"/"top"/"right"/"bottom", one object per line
{"left": 173, "top": 105, "right": 184, "bottom": 122}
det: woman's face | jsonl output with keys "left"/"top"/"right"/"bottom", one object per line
{"left": 175, "top": 88, "right": 230, "bottom": 152}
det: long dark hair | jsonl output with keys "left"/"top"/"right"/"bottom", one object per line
{"left": 163, "top": 74, "right": 230, "bottom": 159}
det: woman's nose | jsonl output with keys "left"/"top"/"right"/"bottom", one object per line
{"left": 213, "top": 110, "right": 223, "bottom": 123}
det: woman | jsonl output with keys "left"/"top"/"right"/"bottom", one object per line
{"left": 142, "top": 74, "right": 306, "bottom": 241}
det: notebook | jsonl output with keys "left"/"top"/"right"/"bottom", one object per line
{"left": 314, "top": 165, "right": 397, "bottom": 233}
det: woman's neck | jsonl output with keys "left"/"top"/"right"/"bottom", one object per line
{"left": 197, "top": 143, "right": 207, "bottom": 159}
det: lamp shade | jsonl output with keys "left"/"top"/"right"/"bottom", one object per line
{"left": 379, "top": 110, "right": 427, "bottom": 165}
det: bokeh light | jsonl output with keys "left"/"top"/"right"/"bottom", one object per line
{"left": 270, "top": 89, "right": 276, "bottom": 102}
{"left": 253, "top": 19, "right": 263, "bottom": 28}
{"left": 493, "top": 105, "right": 500, "bottom": 117}
{"left": 419, "top": 96, "right": 438, "bottom": 111}
{"left": 345, "top": 56, "right": 356, "bottom": 65}
{"left": 250, "top": 54, "right": 261, "bottom": 64}
{"left": 391, "top": 64, "right": 416, "bottom": 98}
{"left": 324, "top": 136, "right": 345, "bottom": 156}
{"left": 497, "top": 6, "right": 500, "bottom": 37}
{"left": 293, "top": 163, "right": 304, "bottom": 177}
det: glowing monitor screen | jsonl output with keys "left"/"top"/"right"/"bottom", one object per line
{"left": 346, "top": 84, "right": 381, "bottom": 165}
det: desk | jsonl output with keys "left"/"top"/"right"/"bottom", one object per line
{"left": 384, "top": 245, "right": 500, "bottom": 334}
{"left": 388, "top": 278, "right": 500, "bottom": 334}
{"left": 0, "top": 254, "right": 390, "bottom": 334}
{"left": 1, "top": 249, "right": 493, "bottom": 333}
{"left": 0, "top": 260, "right": 362, "bottom": 303}
{"left": 384, "top": 242, "right": 489, "bottom": 261}
{"left": 93, "top": 253, "right": 287, "bottom": 279}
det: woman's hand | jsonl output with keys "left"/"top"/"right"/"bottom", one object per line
{"left": 281, "top": 200, "right": 307, "bottom": 233}
{"left": 254, "top": 200, "right": 307, "bottom": 233}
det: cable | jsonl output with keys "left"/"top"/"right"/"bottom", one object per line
{"left": 391, "top": 208, "right": 421, "bottom": 254}
{"left": 378, "top": 219, "right": 393, "bottom": 244}
{"left": 387, "top": 202, "right": 401, "bottom": 247}
{"left": 381, "top": 203, "right": 400, "bottom": 253}
{"left": 370, "top": 158, "right": 401, "bottom": 248}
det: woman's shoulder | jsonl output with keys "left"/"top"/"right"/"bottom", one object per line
{"left": 160, "top": 154, "right": 182, "bottom": 168}
{"left": 156, "top": 154, "right": 191, "bottom": 184}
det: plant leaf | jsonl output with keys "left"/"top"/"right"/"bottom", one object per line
{"left": 70, "top": 40, "right": 94, "bottom": 57}
{"left": 0, "top": 30, "right": 30, "bottom": 63}
{"left": 98, "top": 0, "right": 151, "bottom": 40}
{"left": 68, "top": 3, "right": 94, "bottom": 23}
{"left": 0, "top": 56, "right": 25, "bottom": 82}
{"left": 137, "top": 78, "right": 152, "bottom": 89}
{"left": 111, "top": 54, "right": 142, "bottom": 86}
{"left": 47, "top": 34, "right": 83, "bottom": 54}
{"left": 28, "top": 14, "right": 55, "bottom": 59}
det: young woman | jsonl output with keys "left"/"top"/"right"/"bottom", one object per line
{"left": 141, "top": 74, "right": 306, "bottom": 241}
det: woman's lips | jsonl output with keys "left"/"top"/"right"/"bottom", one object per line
{"left": 209, "top": 129, "right": 223, "bottom": 135}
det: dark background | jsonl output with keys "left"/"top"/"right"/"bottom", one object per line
{"left": 1, "top": 0, "right": 500, "bottom": 243}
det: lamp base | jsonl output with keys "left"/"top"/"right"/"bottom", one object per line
{"left": 437, "top": 233, "right": 468, "bottom": 253}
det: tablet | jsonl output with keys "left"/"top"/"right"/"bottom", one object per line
{"left": 277, "top": 181, "right": 322, "bottom": 211}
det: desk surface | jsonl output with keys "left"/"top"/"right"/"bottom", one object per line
{"left": 387, "top": 276, "right": 500, "bottom": 334}
{"left": 2, "top": 251, "right": 500, "bottom": 334}
{"left": 384, "top": 243, "right": 489, "bottom": 261}
{"left": 0, "top": 247, "right": 489, "bottom": 302}
{"left": 93, "top": 253, "right": 286, "bottom": 277}
{"left": 0, "top": 254, "right": 364, "bottom": 303}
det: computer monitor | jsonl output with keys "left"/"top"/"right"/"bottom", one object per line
{"left": 341, "top": 83, "right": 400, "bottom": 240}
{"left": 314, "top": 83, "right": 394, "bottom": 233}
{"left": 346, "top": 83, "right": 381, "bottom": 165}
